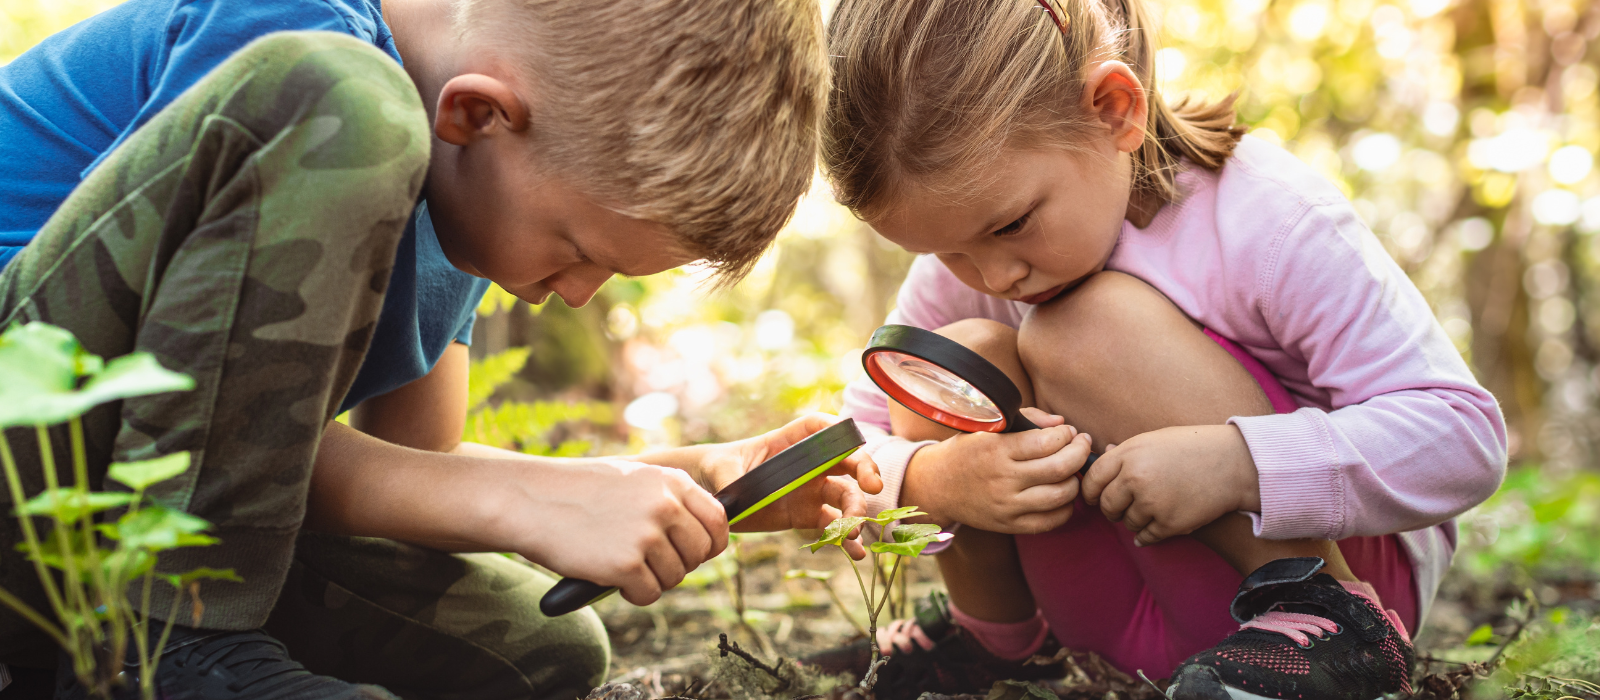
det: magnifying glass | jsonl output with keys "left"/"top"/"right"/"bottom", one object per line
{"left": 539, "top": 418, "right": 866, "bottom": 617}
{"left": 862, "top": 324, "right": 1096, "bottom": 466}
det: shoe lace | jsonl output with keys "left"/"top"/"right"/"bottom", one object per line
{"left": 877, "top": 619, "right": 938, "bottom": 655}
{"left": 1239, "top": 611, "right": 1341, "bottom": 647}
{"left": 187, "top": 633, "right": 314, "bottom": 694}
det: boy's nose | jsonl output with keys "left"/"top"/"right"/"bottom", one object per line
{"left": 549, "top": 268, "right": 613, "bottom": 308}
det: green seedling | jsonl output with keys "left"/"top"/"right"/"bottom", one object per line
{"left": 0, "top": 322, "right": 239, "bottom": 699}
{"left": 803, "top": 506, "right": 952, "bottom": 690}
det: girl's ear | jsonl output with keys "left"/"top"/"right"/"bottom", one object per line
{"left": 434, "top": 74, "right": 531, "bottom": 146}
{"left": 1081, "top": 61, "right": 1149, "bottom": 155}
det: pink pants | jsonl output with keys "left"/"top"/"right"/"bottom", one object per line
{"left": 1015, "top": 330, "right": 1418, "bottom": 676}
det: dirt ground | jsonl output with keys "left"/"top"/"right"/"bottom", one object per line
{"left": 577, "top": 531, "right": 1600, "bottom": 699}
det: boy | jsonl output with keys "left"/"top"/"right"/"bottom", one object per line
{"left": 0, "top": 0, "right": 874, "bottom": 698}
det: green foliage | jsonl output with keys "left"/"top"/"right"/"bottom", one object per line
{"left": 1459, "top": 467, "right": 1600, "bottom": 578}
{"left": 0, "top": 322, "right": 233, "bottom": 700}
{"left": 462, "top": 348, "right": 614, "bottom": 456}
{"left": 1484, "top": 607, "right": 1600, "bottom": 699}
{"left": 801, "top": 506, "right": 952, "bottom": 690}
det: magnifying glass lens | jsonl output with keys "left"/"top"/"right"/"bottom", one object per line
{"left": 870, "top": 351, "right": 1003, "bottom": 423}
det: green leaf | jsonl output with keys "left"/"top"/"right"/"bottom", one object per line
{"left": 116, "top": 506, "right": 213, "bottom": 552}
{"left": 173, "top": 567, "right": 242, "bottom": 586}
{"left": 1465, "top": 623, "right": 1496, "bottom": 646}
{"left": 803, "top": 516, "right": 866, "bottom": 553}
{"left": 102, "top": 548, "right": 154, "bottom": 581}
{"left": 16, "top": 489, "right": 133, "bottom": 522}
{"left": 783, "top": 569, "right": 835, "bottom": 581}
{"left": 891, "top": 523, "right": 944, "bottom": 543}
{"left": 0, "top": 323, "right": 192, "bottom": 427}
{"left": 76, "top": 353, "right": 194, "bottom": 406}
{"left": 869, "top": 525, "right": 953, "bottom": 557}
{"left": 0, "top": 322, "right": 98, "bottom": 427}
{"left": 17, "top": 530, "right": 98, "bottom": 579}
{"left": 869, "top": 506, "right": 925, "bottom": 525}
{"left": 107, "top": 452, "right": 191, "bottom": 490}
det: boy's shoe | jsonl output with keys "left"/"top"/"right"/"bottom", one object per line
{"left": 54, "top": 626, "right": 398, "bottom": 700}
{"left": 801, "top": 591, "right": 1060, "bottom": 700}
{"left": 1166, "top": 557, "right": 1414, "bottom": 700}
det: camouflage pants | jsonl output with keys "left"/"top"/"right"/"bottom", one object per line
{"left": 0, "top": 32, "right": 607, "bottom": 699}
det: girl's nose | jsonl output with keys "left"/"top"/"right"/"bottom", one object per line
{"left": 975, "top": 253, "right": 1029, "bottom": 296}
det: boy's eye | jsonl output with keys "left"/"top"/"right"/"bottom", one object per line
{"left": 992, "top": 212, "right": 1031, "bottom": 238}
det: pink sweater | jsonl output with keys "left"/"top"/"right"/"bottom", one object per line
{"left": 841, "top": 136, "right": 1508, "bottom": 623}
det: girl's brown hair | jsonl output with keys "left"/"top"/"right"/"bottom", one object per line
{"left": 823, "top": 0, "right": 1246, "bottom": 221}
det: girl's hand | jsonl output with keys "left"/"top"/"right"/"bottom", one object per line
{"left": 1079, "top": 424, "right": 1260, "bottom": 546}
{"left": 696, "top": 413, "right": 883, "bottom": 559}
{"left": 902, "top": 408, "right": 1092, "bottom": 534}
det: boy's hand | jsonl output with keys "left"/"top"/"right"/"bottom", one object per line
{"left": 512, "top": 459, "right": 729, "bottom": 606}
{"left": 1079, "top": 424, "right": 1259, "bottom": 546}
{"left": 697, "top": 413, "right": 884, "bottom": 559}
{"left": 903, "top": 408, "right": 1092, "bottom": 534}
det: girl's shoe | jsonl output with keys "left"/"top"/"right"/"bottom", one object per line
{"left": 1166, "top": 557, "right": 1414, "bottom": 700}
{"left": 801, "top": 591, "right": 1060, "bottom": 700}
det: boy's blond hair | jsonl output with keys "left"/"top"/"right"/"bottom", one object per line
{"left": 823, "top": 0, "right": 1246, "bottom": 222}
{"left": 455, "top": 0, "right": 827, "bottom": 283}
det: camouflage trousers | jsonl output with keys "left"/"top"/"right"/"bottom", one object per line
{"left": 0, "top": 32, "right": 607, "bottom": 699}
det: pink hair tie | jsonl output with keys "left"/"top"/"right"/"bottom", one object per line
{"left": 1035, "top": 0, "right": 1070, "bottom": 35}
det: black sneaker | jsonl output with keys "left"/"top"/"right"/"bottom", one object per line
{"left": 1166, "top": 558, "right": 1414, "bottom": 700}
{"left": 53, "top": 626, "right": 397, "bottom": 700}
{"left": 801, "top": 591, "right": 1061, "bottom": 700}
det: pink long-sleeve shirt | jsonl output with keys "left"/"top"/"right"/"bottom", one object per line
{"left": 840, "top": 135, "right": 1508, "bottom": 623}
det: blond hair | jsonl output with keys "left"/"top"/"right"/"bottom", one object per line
{"left": 823, "top": 0, "right": 1246, "bottom": 221}
{"left": 454, "top": 0, "right": 828, "bottom": 283}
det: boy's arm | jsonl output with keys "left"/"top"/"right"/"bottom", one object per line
{"left": 305, "top": 420, "right": 727, "bottom": 605}
{"left": 348, "top": 343, "right": 470, "bottom": 453}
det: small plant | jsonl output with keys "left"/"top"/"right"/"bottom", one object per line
{"left": 0, "top": 322, "right": 238, "bottom": 699}
{"left": 802, "top": 506, "right": 952, "bottom": 690}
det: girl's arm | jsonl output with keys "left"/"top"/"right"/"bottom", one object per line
{"left": 1231, "top": 202, "right": 1508, "bottom": 541}
{"left": 840, "top": 256, "right": 1027, "bottom": 516}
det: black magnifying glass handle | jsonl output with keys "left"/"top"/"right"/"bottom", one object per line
{"left": 539, "top": 420, "right": 865, "bottom": 618}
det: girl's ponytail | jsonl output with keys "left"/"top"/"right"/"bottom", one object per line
{"left": 1105, "top": 0, "right": 1248, "bottom": 203}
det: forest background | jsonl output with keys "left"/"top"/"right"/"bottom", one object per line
{"left": 5, "top": 0, "right": 1600, "bottom": 694}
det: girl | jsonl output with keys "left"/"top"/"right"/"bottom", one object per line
{"left": 817, "top": 1, "right": 1508, "bottom": 699}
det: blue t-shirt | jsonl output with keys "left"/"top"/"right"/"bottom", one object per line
{"left": 0, "top": 0, "right": 489, "bottom": 413}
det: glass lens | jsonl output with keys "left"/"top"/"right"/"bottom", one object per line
{"left": 870, "top": 351, "right": 1003, "bottom": 423}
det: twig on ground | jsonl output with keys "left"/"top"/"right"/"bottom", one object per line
{"left": 859, "top": 656, "right": 889, "bottom": 691}
{"left": 717, "top": 632, "right": 791, "bottom": 693}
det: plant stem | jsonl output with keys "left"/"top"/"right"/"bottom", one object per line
{"left": 35, "top": 424, "right": 100, "bottom": 650}
{"left": 70, "top": 418, "right": 122, "bottom": 681}
{"left": 872, "top": 556, "right": 903, "bottom": 622}
{"left": 135, "top": 572, "right": 155, "bottom": 700}
{"left": 0, "top": 435, "right": 70, "bottom": 642}
{"left": 845, "top": 545, "right": 880, "bottom": 672}
{"left": 0, "top": 583, "right": 67, "bottom": 647}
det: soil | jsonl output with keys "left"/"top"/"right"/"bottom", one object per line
{"left": 580, "top": 531, "right": 1600, "bottom": 700}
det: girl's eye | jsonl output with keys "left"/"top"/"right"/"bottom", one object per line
{"left": 992, "top": 212, "right": 1032, "bottom": 238}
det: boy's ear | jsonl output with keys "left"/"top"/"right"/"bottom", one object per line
{"left": 434, "top": 74, "right": 531, "bottom": 146}
{"left": 1081, "top": 61, "right": 1148, "bottom": 154}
